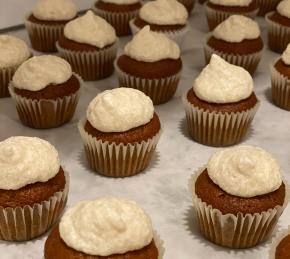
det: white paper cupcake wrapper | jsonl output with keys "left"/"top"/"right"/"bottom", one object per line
{"left": 0, "top": 66, "right": 17, "bottom": 98}
{"left": 115, "top": 61, "right": 181, "bottom": 104}
{"left": 257, "top": 0, "right": 280, "bottom": 16}
{"left": 78, "top": 118, "right": 162, "bottom": 177}
{"left": 0, "top": 171, "right": 69, "bottom": 241}
{"left": 188, "top": 168, "right": 290, "bottom": 248}
{"left": 269, "top": 226, "right": 290, "bottom": 259}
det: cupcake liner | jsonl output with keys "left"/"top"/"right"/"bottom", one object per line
{"left": 188, "top": 168, "right": 290, "bottom": 248}
{"left": 78, "top": 118, "right": 162, "bottom": 177}
{"left": 266, "top": 12, "right": 290, "bottom": 53}
{"left": 0, "top": 66, "right": 17, "bottom": 98}
{"left": 9, "top": 73, "right": 82, "bottom": 129}
{"left": 269, "top": 226, "right": 290, "bottom": 259}
{"left": 115, "top": 61, "right": 181, "bottom": 105}
{"left": 257, "top": 0, "right": 280, "bottom": 16}
{"left": 0, "top": 171, "right": 69, "bottom": 241}
{"left": 182, "top": 90, "right": 260, "bottom": 147}
{"left": 178, "top": 0, "right": 196, "bottom": 13}
{"left": 56, "top": 41, "right": 118, "bottom": 81}
{"left": 154, "top": 231, "right": 165, "bottom": 259}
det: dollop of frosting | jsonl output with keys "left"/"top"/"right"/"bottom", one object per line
{"left": 209, "top": 0, "right": 252, "bottom": 6}
{"left": 12, "top": 55, "right": 72, "bottom": 91}
{"left": 64, "top": 11, "right": 117, "bottom": 48}
{"left": 0, "top": 136, "right": 60, "bottom": 190}
{"left": 101, "top": 0, "right": 139, "bottom": 4}
{"left": 277, "top": 0, "right": 290, "bottom": 20}
{"left": 59, "top": 197, "right": 153, "bottom": 256}
{"left": 207, "top": 146, "right": 283, "bottom": 198}
{"left": 140, "top": 0, "right": 188, "bottom": 25}
{"left": 282, "top": 43, "right": 290, "bottom": 65}
{"left": 124, "top": 26, "right": 180, "bottom": 62}
{"left": 213, "top": 15, "right": 260, "bottom": 43}
{"left": 33, "top": 0, "right": 77, "bottom": 21}
{"left": 87, "top": 88, "right": 154, "bottom": 132}
{"left": 0, "top": 35, "right": 31, "bottom": 69}
{"left": 193, "top": 54, "right": 253, "bottom": 103}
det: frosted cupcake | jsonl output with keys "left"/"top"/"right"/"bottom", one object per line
{"left": 0, "top": 35, "right": 31, "bottom": 98}
{"left": 257, "top": 0, "right": 280, "bottom": 16}
{"left": 57, "top": 11, "right": 118, "bottom": 81}
{"left": 25, "top": 0, "right": 77, "bottom": 52}
{"left": 115, "top": 26, "right": 182, "bottom": 104}
{"left": 78, "top": 88, "right": 162, "bottom": 177}
{"left": 183, "top": 54, "right": 259, "bottom": 147}
{"left": 204, "top": 15, "right": 263, "bottom": 74}
{"left": 189, "top": 146, "right": 289, "bottom": 248}
{"left": 0, "top": 136, "right": 68, "bottom": 241}
{"left": 270, "top": 227, "right": 290, "bottom": 258}
{"left": 9, "top": 55, "right": 82, "bottom": 129}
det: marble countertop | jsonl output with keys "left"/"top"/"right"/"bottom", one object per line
{"left": 1, "top": 4, "right": 290, "bottom": 259}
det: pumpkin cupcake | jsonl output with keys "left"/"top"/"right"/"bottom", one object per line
{"left": 183, "top": 54, "right": 259, "bottom": 147}
{"left": 189, "top": 146, "right": 289, "bottom": 248}
{"left": 270, "top": 227, "right": 290, "bottom": 259}
{"left": 257, "top": 0, "right": 280, "bottom": 16}
{"left": 204, "top": 15, "right": 263, "bottom": 74}
{"left": 0, "top": 136, "right": 68, "bottom": 241}
{"left": 78, "top": 88, "right": 162, "bottom": 177}
{"left": 25, "top": 0, "right": 77, "bottom": 52}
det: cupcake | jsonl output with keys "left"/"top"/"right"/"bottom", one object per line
{"left": 0, "top": 136, "right": 68, "bottom": 241}
{"left": 0, "top": 35, "right": 31, "bottom": 98}
{"left": 204, "top": 15, "right": 264, "bottom": 75}
{"left": 45, "top": 197, "right": 164, "bottom": 258}
{"left": 183, "top": 54, "right": 259, "bottom": 147}
{"left": 189, "top": 146, "right": 289, "bottom": 248}
{"left": 9, "top": 55, "right": 82, "bottom": 129}
{"left": 78, "top": 88, "right": 162, "bottom": 177}
{"left": 257, "top": 0, "right": 280, "bottom": 16}
{"left": 115, "top": 26, "right": 182, "bottom": 104}
{"left": 57, "top": 10, "right": 118, "bottom": 81}
{"left": 25, "top": 0, "right": 77, "bottom": 52}
{"left": 266, "top": 0, "right": 290, "bottom": 53}
{"left": 270, "top": 227, "right": 290, "bottom": 259}
{"left": 129, "top": 0, "right": 189, "bottom": 46}
{"left": 205, "top": 0, "right": 259, "bottom": 31}
{"left": 92, "top": 0, "right": 142, "bottom": 36}
{"left": 178, "top": 0, "right": 195, "bottom": 13}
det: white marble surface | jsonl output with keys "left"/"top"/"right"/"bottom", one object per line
{"left": 0, "top": 4, "right": 290, "bottom": 259}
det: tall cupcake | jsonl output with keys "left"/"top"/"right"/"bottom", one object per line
{"left": 92, "top": 0, "right": 142, "bottom": 36}
{"left": 0, "top": 35, "right": 31, "bottom": 98}
{"left": 204, "top": 15, "right": 263, "bottom": 74}
{"left": 130, "top": 0, "right": 189, "bottom": 46}
{"left": 257, "top": 0, "right": 280, "bottom": 16}
{"left": 270, "top": 227, "right": 290, "bottom": 259}
{"left": 25, "top": 0, "right": 77, "bottom": 52}
{"left": 205, "top": 0, "right": 259, "bottom": 30}
{"left": 189, "top": 146, "right": 289, "bottom": 248}
{"left": 78, "top": 88, "right": 162, "bottom": 177}
{"left": 0, "top": 136, "right": 68, "bottom": 241}
{"left": 183, "top": 54, "right": 259, "bottom": 147}
{"left": 57, "top": 10, "right": 118, "bottom": 81}
{"left": 45, "top": 197, "right": 163, "bottom": 258}
{"left": 9, "top": 55, "right": 82, "bottom": 129}
{"left": 115, "top": 26, "right": 182, "bottom": 104}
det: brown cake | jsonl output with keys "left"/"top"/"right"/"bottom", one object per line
{"left": 275, "top": 234, "right": 290, "bottom": 259}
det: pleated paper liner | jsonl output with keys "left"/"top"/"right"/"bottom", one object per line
{"left": 188, "top": 168, "right": 290, "bottom": 249}
{"left": 78, "top": 118, "right": 162, "bottom": 177}
{"left": 182, "top": 90, "right": 260, "bottom": 147}
{"left": 8, "top": 73, "right": 82, "bottom": 129}
{"left": 178, "top": 0, "right": 195, "bottom": 13}
{"left": 56, "top": 41, "right": 118, "bottom": 81}
{"left": 115, "top": 61, "right": 181, "bottom": 105}
{"left": 257, "top": 0, "right": 280, "bottom": 16}
{"left": 0, "top": 66, "right": 17, "bottom": 98}
{"left": 266, "top": 12, "right": 290, "bottom": 53}
{"left": 0, "top": 171, "right": 69, "bottom": 242}
{"left": 154, "top": 231, "right": 165, "bottom": 259}
{"left": 269, "top": 227, "right": 290, "bottom": 259}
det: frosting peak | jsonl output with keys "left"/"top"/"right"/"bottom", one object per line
{"left": 277, "top": 0, "right": 290, "bottom": 20}
{"left": 282, "top": 43, "right": 290, "bottom": 65}
{"left": 209, "top": 0, "right": 252, "bottom": 7}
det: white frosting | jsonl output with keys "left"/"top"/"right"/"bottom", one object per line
{"left": 12, "top": 55, "right": 72, "bottom": 91}
{"left": 0, "top": 137, "right": 60, "bottom": 190}
{"left": 87, "top": 88, "right": 154, "bottom": 132}
{"left": 193, "top": 54, "right": 253, "bottom": 103}
{"left": 0, "top": 35, "right": 30, "bottom": 69}
{"left": 209, "top": 0, "right": 252, "bottom": 7}
{"left": 207, "top": 146, "right": 283, "bottom": 198}
{"left": 124, "top": 26, "right": 180, "bottom": 62}
{"left": 64, "top": 11, "right": 117, "bottom": 48}
{"left": 59, "top": 197, "right": 153, "bottom": 256}
{"left": 33, "top": 0, "right": 77, "bottom": 21}
{"left": 213, "top": 15, "right": 260, "bottom": 43}
{"left": 282, "top": 44, "right": 290, "bottom": 65}
{"left": 101, "top": 0, "right": 139, "bottom": 4}
{"left": 139, "top": 0, "right": 188, "bottom": 25}
{"left": 277, "top": 0, "right": 290, "bottom": 20}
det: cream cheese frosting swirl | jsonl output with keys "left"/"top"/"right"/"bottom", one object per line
{"left": 209, "top": 0, "right": 252, "bottom": 6}
{"left": 59, "top": 197, "right": 154, "bottom": 256}
{"left": 64, "top": 11, "right": 117, "bottom": 48}
{"left": 0, "top": 136, "right": 60, "bottom": 190}
{"left": 101, "top": 0, "right": 140, "bottom": 4}
{"left": 124, "top": 26, "right": 180, "bottom": 62}
{"left": 193, "top": 54, "right": 253, "bottom": 103}
{"left": 139, "top": 0, "right": 188, "bottom": 25}
{"left": 282, "top": 44, "right": 290, "bottom": 65}
{"left": 207, "top": 146, "right": 283, "bottom": 198}
{"left": 277, "top": 0, "right": 290, "bottom": 20}
{"left": 12, "top": 55, "right": 72, "bottom": 91}
{"left": 213, "top": 15, "right": 260, "bottom": 43}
